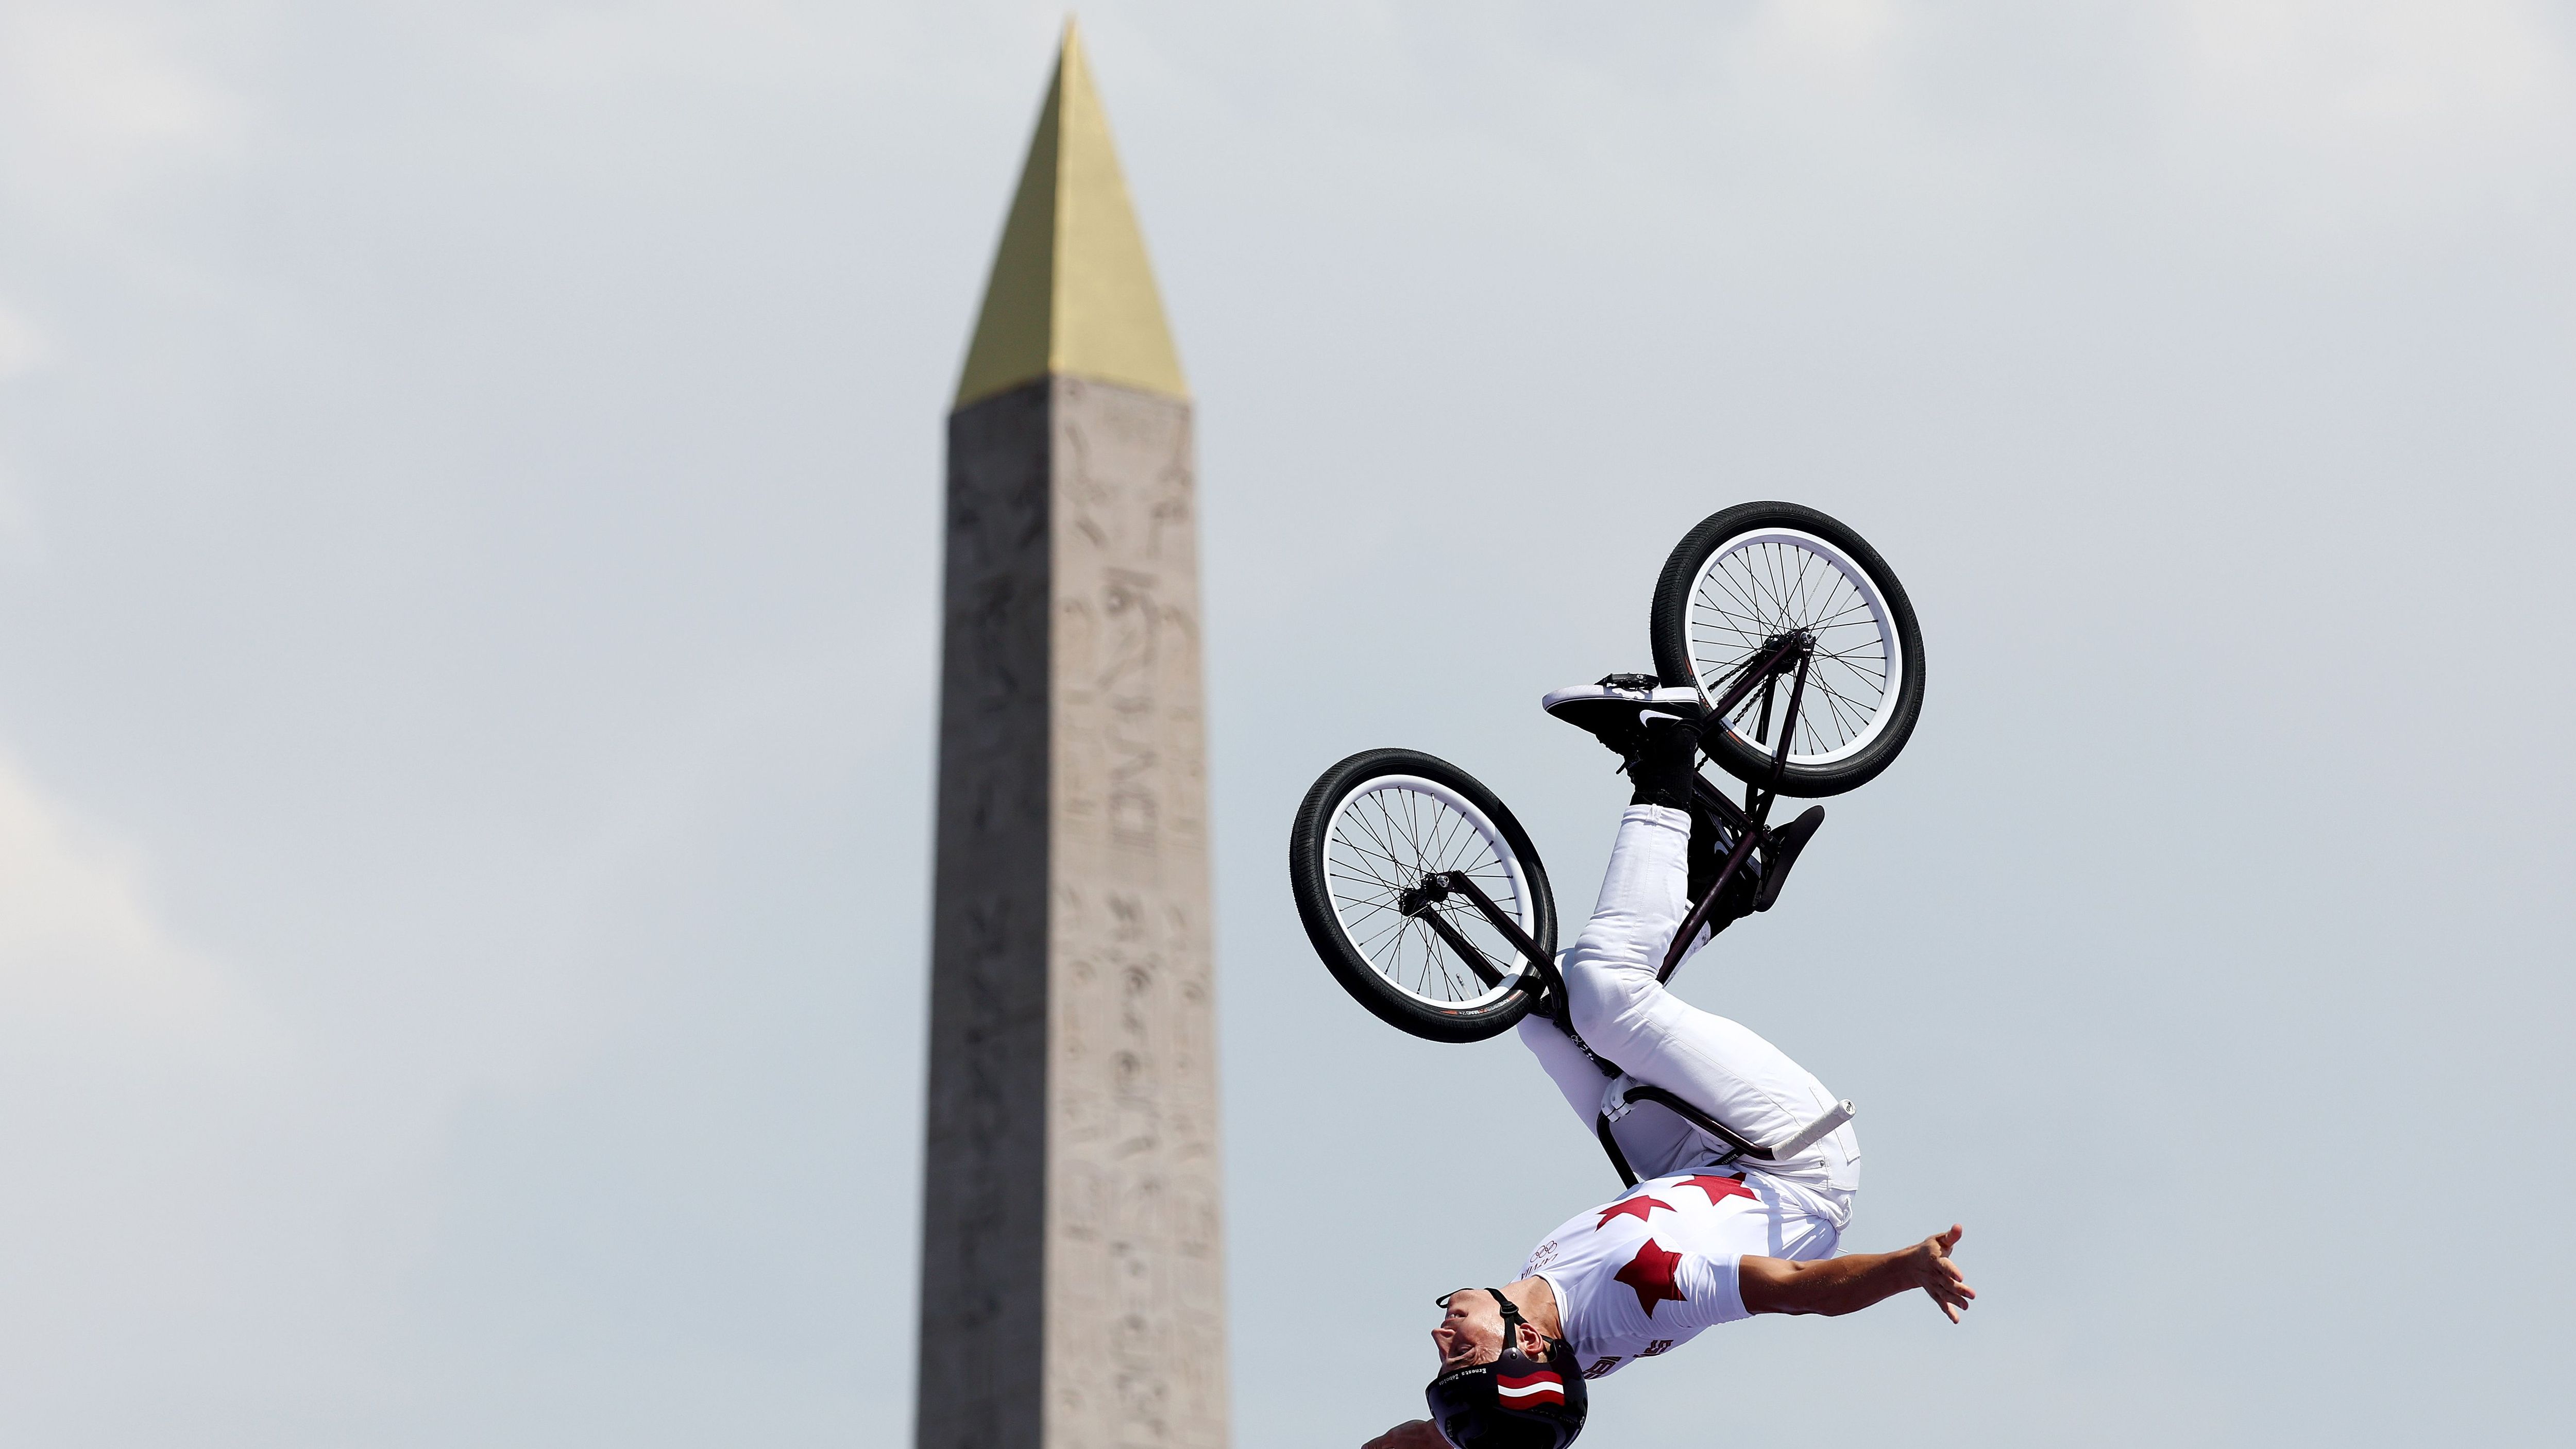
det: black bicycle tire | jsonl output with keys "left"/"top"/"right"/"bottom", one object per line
{"left": 1287, "top": 748, "right": 1555, "bottom": 1043}
{"left": 1650, "top": 501, "right": 1927, "bottom": 798}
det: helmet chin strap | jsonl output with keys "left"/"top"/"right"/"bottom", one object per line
{"left": 1486, "top": 1287, "right": 1563, "bottom": 1359}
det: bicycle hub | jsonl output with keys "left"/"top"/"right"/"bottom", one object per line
{"left": 1396, "top": 873, "right": 1456, "bottom": 918}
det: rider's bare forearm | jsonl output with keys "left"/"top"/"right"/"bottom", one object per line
{"left": 1740, "top": 1250, "right": 1910, "bottom": 1315}
{"left": 1739, "top": 1225, "right": 1974, "bottom": 1321}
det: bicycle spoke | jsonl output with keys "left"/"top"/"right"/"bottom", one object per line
{"left": 1323, "top": 780, "right": 1534, "bottom": 1007}
{"left": 1685, "top": 532, "right": 1900, "bottom": 766}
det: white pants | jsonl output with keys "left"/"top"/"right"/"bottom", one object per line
{"left": 1517, "top": 805, "right": 1860, "bottom": 1227}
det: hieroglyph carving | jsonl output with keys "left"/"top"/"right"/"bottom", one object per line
{"left": 1048, "top": 378, "right": 1225, "bottom": 1449}
{"left": 921, "top": 376, "right": 1226, "bottom": 1449}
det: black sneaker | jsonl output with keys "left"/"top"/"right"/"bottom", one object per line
{"left": 1542, "top": 675, "right": 1707, "bottom": 761}
{"left": 1753, "top": 805, "right": 1825, "bottom": 913}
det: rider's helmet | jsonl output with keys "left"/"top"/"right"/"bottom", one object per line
{"left": 1423, "top": 1288, "right": 1588, "bottom": 1449}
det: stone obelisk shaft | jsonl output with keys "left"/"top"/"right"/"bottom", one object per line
{"left": 920, "top": 26, "right": 1227, "bottom": 1449}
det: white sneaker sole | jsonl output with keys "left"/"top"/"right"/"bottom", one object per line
{"left": 1540, "top": 684, "right": 1707, "bottom": 722}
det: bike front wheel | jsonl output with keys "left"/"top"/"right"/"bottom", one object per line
{"left": 1288, "top": 749, "right": 1556, "bottom": 1043}
{"left": 1651, "top": 501, "right": 1926, "bottom": 798}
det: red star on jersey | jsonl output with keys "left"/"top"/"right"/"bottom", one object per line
{"left": 1614, "top": 1238, "right": 1689, "bottom": 1317}
{"left": 1675, "top": 1174, "right": 1755, "bottom": 1207}
{"left": 1594, "top": 1195, "right": 1670, "bottom": 1229}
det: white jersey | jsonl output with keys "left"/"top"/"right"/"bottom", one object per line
{"left": 1521, "top": 1170, "right": 1840, "bottom": 1380}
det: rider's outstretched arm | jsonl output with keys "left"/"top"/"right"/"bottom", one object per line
{"left": 1740, "top": 1225, "right": 1976, "bottom": 1323}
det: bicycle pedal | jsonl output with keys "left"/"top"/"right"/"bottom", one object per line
{"left": 1753, "top": 805, "right": 1825, "bottom": 913}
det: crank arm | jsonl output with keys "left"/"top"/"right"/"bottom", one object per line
{"left": 1657, "top": 820, "right": 1761, "bottom": 981}
{"left": 1689, "top": 772, "right": 1753, "bottom": 835}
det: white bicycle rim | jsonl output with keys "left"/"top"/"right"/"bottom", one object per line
{"left": 1323, "top": 775, "right": 1537, "bottom": 1010}
{"left": 1686, "top": 526, "right": 1904, "bottom": 766}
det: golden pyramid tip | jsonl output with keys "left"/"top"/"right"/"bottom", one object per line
{"left": 953, "top": 23, "right": 1187, "bottom": 409}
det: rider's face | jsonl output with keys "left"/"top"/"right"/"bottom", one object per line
{"left": 1431, "top": 1289, "right": 1504, "bottom": 1372}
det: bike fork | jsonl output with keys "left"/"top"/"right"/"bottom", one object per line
{"left": 1656, "top": 638, "right": 1814, "bottom": 981}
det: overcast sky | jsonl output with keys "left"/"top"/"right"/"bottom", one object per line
{"left": 1, "top": 2, "right": 2571, "bottom": 1445}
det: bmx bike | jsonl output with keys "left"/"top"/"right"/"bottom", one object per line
{"left": 1284, "top": 501, "right": 1925, "bottom": 1185}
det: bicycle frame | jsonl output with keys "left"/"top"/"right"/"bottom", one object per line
{"left": 1658, "top": 629, "right": 1812, "bottom": 979}
{"left": 1403, "top": 631, "right": 1840, "bottom": 1187}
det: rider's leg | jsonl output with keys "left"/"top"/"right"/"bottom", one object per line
{"left": 1516, "top": 1006, "right": 1710, "bottom": 1177}
{"left": 1556, "top": 800, "right": 1859, "bottom": 1203}
{"left": 1514, "top": 1000, "right": 1750, "bottom": 1183}
{"left": 1515, "top": 1010, "right": 1614, "bottom": 1120}
{"left": 1516, "top": 709, "right": 1706, "bottom": 1138}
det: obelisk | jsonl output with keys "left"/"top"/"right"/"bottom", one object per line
{"left": 919, "top": 23, "right": 1227, "bottom": 1449}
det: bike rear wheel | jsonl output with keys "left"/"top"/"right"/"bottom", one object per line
{"left": 1651, "top": 501, "right": 1926, "bottom": 798}
{"left": 1288, "top": 749, "right": 1555, "bottom": 1043}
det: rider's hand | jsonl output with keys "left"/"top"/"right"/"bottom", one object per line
{"left": 1909, "top": 1224, "right": 1975, "bottom": 1322}
{"left": 1362, "top": 1419, "right": 1446, "bottom": 1449}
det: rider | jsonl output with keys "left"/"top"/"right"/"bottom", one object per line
{"left": 1368, "top": 678, "right": 1975, "bottom": 1449}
